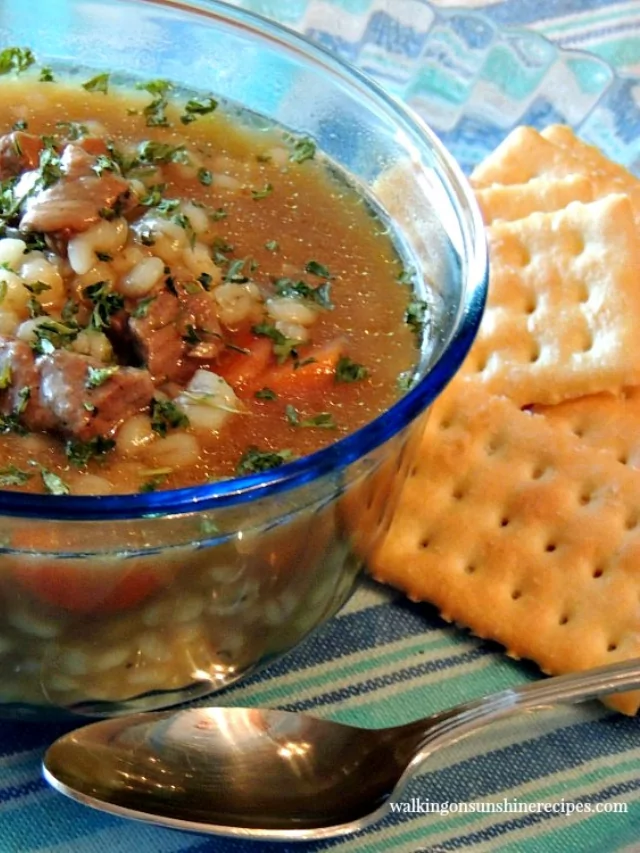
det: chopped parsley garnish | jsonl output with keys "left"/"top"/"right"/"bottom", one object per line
{"left": 39, "top": 66, "right": 55, "bottom": 82}
{"left": 397, "top": 268, "right": 415, "bottom": 286}
{"left": 139, "top": 473, "right": 168, "bottom": 492}
{"left": 304, "top": 260, "right": 331, "bottom": 278}
{"left": 273, "top": 277, "right": 333, "bottom": 310}
{"left": 85, "top": 365, "right": 119, "bottom": 389}
{"left": 0, "top": 411, "right": 27, "bottom": 434}
{"left": 0, "top": 363, "right": 11, "bottom": 389}
{"left": 285, "top": 405, "right": 337, "bottom": 429}
{"left": 27, "top": 296, "right": 48, "bottom": 318}
{"left": 0, "top": 465, "right": 31, "bottom": 487}
{"left": 131, "top": 295, "right": 156, "bottom": 319}
{"left": 56, "top": 120, "right": 89, "bottom": 140}
{"left": 235, "top": 446, "right": 293, "bottom": 476}
{"left": 251, "top": 322, "right": 299, "bottom": 363}
{"left": 200, "top": 519, "right": 220, "bottom": 537}
{"left": 198, "top": 168, "right": 213, "bottom": 186}
{"left": 150, "top": 398, "right": 189, "bottom": 437}
{"left": 335, "top": 356, "right": 369, "bottom": 383}
{"left": 92, "top": 154, "right": 119, "bottom": 176}
{"left": 83, "top": 280, "right": 125, "bottom": 331}
{"left": 136, "top": 140, "right": 190, "bottom": 166}
{"left": 15, "top": 386, "right": 30, "bottom": 415}
{"left": 397, "top": 370, "right": 417, "bottom": 393}
{"left": 82, "top": 72, "right": 110, "bottom": 94}
{"left": 65, "top": 436, "right": 116, "bottom": 467}
{"left": 210, "top": 207, "right": 227, "bottom": 221}
{"left": 139, "top": 183, "right": 166, "bottom": 207}
{"left": 265, "top": 239, "right": 279, "bottom": 252}
{"left": 182, "top": 324, "right": 201, "bottom": 346}
{"left": 0, "top": 47, "right": 36, "bottom": 75}
{"left": 255, "top": 387, "right": 277, "bottom": 401}
{"left": 36, "top": 145, "right": 64, "bottom": 190}
{"left": 197, "top": 272, "right": 213, "bottom": 291}
{"left": 41, "top": 467, "right": 69, "bottom": 495}
{"left": 24, "top": 281, "right": 51, "bottom": 295}
{"left": 12, "top": 119, "right": 28, "bottom": 131}
{"left": 289, "top": 137, "right": 316, "bottom": 164}
{"left": 31, "top": 319, "right": 80, "bottom": 354}
{"left": 180, "top": 96, "right": 218, "bottom": 125}
{"left": 224, "top": 258, "right": 249, "bottom": 283}
{"left": 251, "top": 183, "right": 273, "bottom": 201}
{"left": 136, "top": 78, "right": 173, "bottom": 128}
{"left": 0, "top": 281, "right": 7, "bottom": 305}
{"left": 404, "top": 299, "right": 428, "bottom": 338}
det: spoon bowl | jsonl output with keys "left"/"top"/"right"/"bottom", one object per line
{"left": 43, "top": 658, "right": 640, "bottom": 841}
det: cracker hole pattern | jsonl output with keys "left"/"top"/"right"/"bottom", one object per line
{"left": 558, "top": 614, "right": 570, "bottom": 626}
{"left": 617, "top": 450, "right": 629, "bottom": 466}
{"left": 625, "top": 514, "right": 638, "bottom": 531}
{"left": 592, "top": 566, "right": 605, "bottom": 579}
{"left": 545, "top": 542, "right": 557, "bottom": 553}
{"left": 607, "top": 642, "right": 618, "bottom": 652}
{"left": 452, "top": 487, "right": 465, "bottom": 501}
{"left": 500, "top": 517, "right": 510, "bottom": 528}
{"left": 511, "top": 589, "right": 522, "bottom": 600}
{"left": 421, "top": 538, "right": 431, "bottom": 550}
{"left": 464, "top": 564, "right": 476, "bottom": 575}
{"left": 531, "top": 465, "right": 547, "bottom": 480}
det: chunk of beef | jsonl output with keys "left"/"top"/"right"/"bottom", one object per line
{"left": 129, "top": 291, "right": 187, "bottom": 384}
{"left": 37, "top": 350, "right": 154, "bottom": 440}
{"left": 20, "top": 143, "right": 134, "bottom": 235}
{"left": 177, "top": 292, "right": 225, "bottom": 360}
{"left": 0, "top": 336, "right": 56, "bottom": 431}
{"left": 0, "top": 132, "right": 44, "bottom": 179}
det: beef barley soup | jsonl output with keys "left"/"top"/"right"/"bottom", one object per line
{"left": 0, "top": 52, "right": 427, "bottom": 712}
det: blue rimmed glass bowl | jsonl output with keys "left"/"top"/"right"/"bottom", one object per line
{"left": 0, "top": 0, "right": 486, "bottom": 718}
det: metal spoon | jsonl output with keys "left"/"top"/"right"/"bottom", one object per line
{"left": 43, "top": 658, "right": 640, "bottom": 842}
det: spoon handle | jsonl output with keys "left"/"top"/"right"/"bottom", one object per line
{"left": 402, "top": 657, "right": 640, "bottom": 767}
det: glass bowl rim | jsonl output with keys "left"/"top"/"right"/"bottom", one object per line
{"left": 0, "top": 0, "right": 488, "bottom": 521}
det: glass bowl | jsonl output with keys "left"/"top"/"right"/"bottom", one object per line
{"left": 0, "top": 0, "right": 487, "bottom": 719}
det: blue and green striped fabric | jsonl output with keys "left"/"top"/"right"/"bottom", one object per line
{"left": 1, "top": 2, "right": 640, "bottom": 852}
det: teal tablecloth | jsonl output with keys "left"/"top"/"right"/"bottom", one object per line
{"left": 1, "top": 2, "right": 640, "bottom": 852}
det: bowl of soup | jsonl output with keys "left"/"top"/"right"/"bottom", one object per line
{"left": 0, "top": 0, "right": 487, "bottom": 718}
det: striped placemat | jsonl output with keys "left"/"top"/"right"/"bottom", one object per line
{"left": 1, "top": 2, "right": 639, "bottom": 852}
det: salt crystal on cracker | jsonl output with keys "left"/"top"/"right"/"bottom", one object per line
{"left": 471, "top": 126, "right": 586, "bottom": 187}
{"left": 358, "top": 381, "right": 640, "bottom": 714}
{"left": 534, "top": 387, "right": 640, "bottom": 470}
{"left": 475, "top": 175, "right": 593, "bottom": 224}
{"left": 459, "top": 194, "right": 640, "bottom": 405}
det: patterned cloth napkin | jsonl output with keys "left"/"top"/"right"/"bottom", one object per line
{"left": 1, "top": 2, "right": 639, "bottom": 852}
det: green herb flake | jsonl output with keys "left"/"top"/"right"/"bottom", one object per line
{"left": 41, "top": 467, "right": 69, "bottom": 495}
{"left": 65, "top": 435, "right": 116, "bottom": 467}
{"left": 92, "top": 154, "right": 119, "bottom": 177}
{"left": 251, "top": 183, "right": 273, "bottom": 201}
{"left": 404, "top": 299, "right": 428, "bottom": 337}
{"left": 150, "top": 398, "right": 189, "bottom": 437}
{"left": 198, "top": 168, "right": 213, "bottom": 186}
{"left": 86, "top": 365, "right": 119, "bottom": 389}
{"left": 251, "top": 322, "right": 299, "bottom": 364}
{"left": 0, "top": 47, "right": 36, "bottom": 75}
{"left": 83, "top": 281, "right": 125, "bottom": 331}
{"left": 81, "top": 72, "right": 110, "bottom": 94}
{"left": 139, "top": 473, "right": 168, "bottom": 492}
{"left": 136, "top": 140, "right": 189, "bottom": 166}
{"left": 273, "top": 277, "right": 333, "bottom": 310}
{"left": 0, "top": 464, "right": 31, "bottom": 487}
{"left": 224, "top": 258, "right": 248, "bottom": 283}
{"left": 255, "top": 387, "right": 277, "bottom": 401}
{"left": 289, "top": 137, "right": 316, "bottom": 164}
{"left": 210, "top": 207, "right": 227, "bottom": 221}
{"left": 0, "top": 362, "right": 11, "bottom": 390}
{"left": 304, "top": 260, "right": 331, "bottom": 278}
{"left": 335, "top": 356, "right": 369, "bottom": 383}
{"left": 23, "top": 281, "right": 51, "bottom": 296}
{"left": 264, "top": 239, "right": 279, "bottom": 252}
{"left": 198, "top": 272, "right": 213, "bottom": 291}
{"left": 55, "top": 120, "right": 89, "bottom": 140}
{"left": 200, "top": 519, "right": 219, "bottom": 537}
{"left": 131, "top": 295, "right": 156, "bottom": 319}
{"left": 27, "top": 295, "right": 47, "bottom": 319}
{"left": 31, "top": 319, "right": 80, "bottom": 354}
{"left": 180, "top": 95, "right": 218, "bottom": 125}
{"left": 285, "top": 406, "right": 337, "bottom": 430}
{"left": 235, "top": 446, "right": 293, "bottom": 476}
{"left": 396, "top": 268, "right": 415, "bottom": 286}
{"left": 38, "top": 66, "right": 55, "bottom": 83}
{"left": 15, "top": 386, "right": 30, "bottom": 415}
{"left": 12, "top": 119, "right": 28, "bottom": 131}
{"left": 396, "top": 370, "right": 417, "bottom": 393}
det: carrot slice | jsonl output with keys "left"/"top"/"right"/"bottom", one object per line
{"left": 254, "top": 338, "right": 346, "bottom": 396}
{"left": 215, "top": 335, "right": 274, "bottom": 388}
{"left": 11, "top": 558, "right": 166, "bottom": 614}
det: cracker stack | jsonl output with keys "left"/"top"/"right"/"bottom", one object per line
{"left": 357, "top": 126, "right": 640, "bottom": 714}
